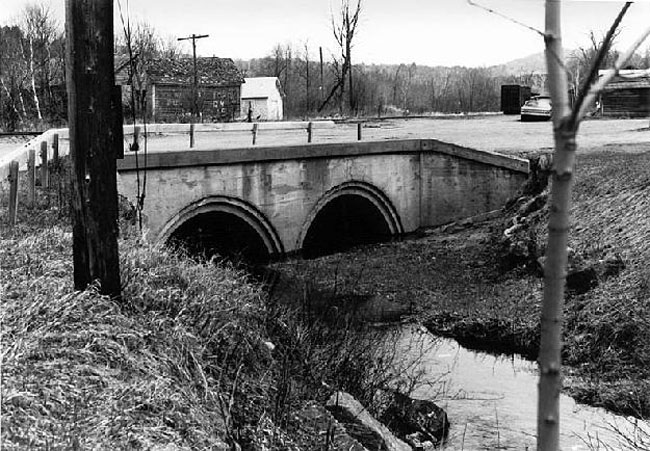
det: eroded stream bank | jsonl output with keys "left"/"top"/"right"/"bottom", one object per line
{"left": 266, "top": 257, "right": 649, "bottom": 450}
{"left": 391, "top": 325, "right": 649, "bottom": 450}
{"left": 268, "top": 146, "right": 650, "bottom": 446}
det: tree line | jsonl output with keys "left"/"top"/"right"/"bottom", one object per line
{"left": 0, "top": 4, "right": 65, "bottom": 131}
{"left": 238, "top": 48, "right": 516, "bottom": 119}
{"left": 2, "top": 2, "right": 649, "bottom": 131}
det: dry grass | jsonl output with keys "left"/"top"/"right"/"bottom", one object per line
{"left": 1, "top": 193, "right": 401, "bottom": 449}
{"left": 1, "top": 210, "right": 270, "bottom": 449}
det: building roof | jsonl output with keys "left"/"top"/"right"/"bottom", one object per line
{"left": 115, "top": 56, "right": 244, "bottom": 87}
{"left": 599, "top": 69, "right": 650, "bottom": 91}
{"left": 241, "top": 77, "right": 283, "bottom": 99}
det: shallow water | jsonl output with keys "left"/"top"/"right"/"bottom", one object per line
{"left": 391, "top": 325, "right": 650, "bottom": 450}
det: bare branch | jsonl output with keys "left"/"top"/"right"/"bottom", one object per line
{"left": 570, "top": 2, "right": 631, "bottom": 127}
{"left": 467, "top": 0, "right": 544, "bottom": 37}
{"left": 576, "top": 24, "right": 650, "bottom": 123}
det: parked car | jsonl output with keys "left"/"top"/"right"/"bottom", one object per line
{"left": 521, "top": 96, "right": 552, "bottom": 121}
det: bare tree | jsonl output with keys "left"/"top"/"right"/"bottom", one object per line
{"left": 566, "top": 30, "right": 621, "bottom": 100}
{"left": 466, "top": 1, "right": 649, "bottom": 449}
{"left": 21, "top": 3, "right": 59, "bottom": 122}
{"left": 300, "top": 41, "right": 311, "bottom": 114}
{"left": 0, "top": 26, "right": 28, "bottom": 129}
{"left": 540, "top": 2, "right": 648, "bottom": 450}
{"left": 318, "top": 0, "right": 362, "bottom": 113}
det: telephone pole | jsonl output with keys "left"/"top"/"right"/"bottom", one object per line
{"left": 65, "top": 0, "right": 122, "bottom": 298}
{"left": 178, "top": 33, "right": 208, "bottom": 148}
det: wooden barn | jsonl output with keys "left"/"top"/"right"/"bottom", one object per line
{"left": 599, "top": 69, "right": 650, "bottom": 117}
{"left": 116, "top": 56, "right": 244, "bottom": 122}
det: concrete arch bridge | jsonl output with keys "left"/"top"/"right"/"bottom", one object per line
{"left": 116, "top": 139, "right": 529, "bottom": 262}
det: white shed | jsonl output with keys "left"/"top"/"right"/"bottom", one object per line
{"left": 241, "top": 77, "right": 284, "bottom": 121}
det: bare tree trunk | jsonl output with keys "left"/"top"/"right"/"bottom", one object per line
{"left": 0, "top": 77, "right": 21, "bottom": 119}
{"left": 28, "top": 36, "right": 43, "bottom": 121}
{"left": 538, "top": 2, "right": 573, "bottom": 449}
{"left": 537, "top": 4, "right": 646, "bottom": 449}
{"left": 18, "top": 89, "right": 28, "bottom": 119}
{"left": 305, "top": 44, "right": 310, "bottom": 114}
{"left": 346, "top": 24, "right": 354, "bottom": 114}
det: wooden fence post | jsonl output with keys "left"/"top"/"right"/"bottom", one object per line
{"left": 307, "top": 121, "right": 313, "bottom": 143}
{"left": 357, "top": 122, "right": 362, "bottom": 141}
{"left": 28, "top": 148, "right": 36, "bottom": 208}
{"left": 252, "top": 123, "right": 258, "bottom": 145}
{"left": 52, "top": 133, "right": 59, "bottom": 172}
{"left": 52, "top": 133, "right": 60, "bottom": 172}
{"left": 8, "top": 161, "right": 19, "bottom": 226}
{"left": 40, "top": 141, "right": 49, "bottom": 188}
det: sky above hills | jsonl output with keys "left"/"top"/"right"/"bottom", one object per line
{"left": 2, "top": 0, "right": 649, "bottom": 67}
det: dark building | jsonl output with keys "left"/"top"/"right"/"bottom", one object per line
{"left": 500, "top": 85, "right": 532, "bottom": 115}
{"left": 116, "top": 56, "right": 244, "bottom": 122}
{"left": 599, "top": 69, "right": 650, "bottom": 117}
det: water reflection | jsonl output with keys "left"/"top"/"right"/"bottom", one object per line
{"left": 391, "top": 325, "right": 649, "bottom": 450}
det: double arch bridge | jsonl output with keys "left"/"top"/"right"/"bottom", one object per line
{"left": 117, "top": 138, "right": 529, "bottom": 262}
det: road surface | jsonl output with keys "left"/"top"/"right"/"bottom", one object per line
{"left": 1, "top": 116, "right": 649, "bottom": 166}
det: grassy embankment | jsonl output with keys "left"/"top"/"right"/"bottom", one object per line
{"left": 278, "top": 144, "right": 650, "bottom": 419}
{"left": 0, "top": 183, "right": 401, "bottom": 449}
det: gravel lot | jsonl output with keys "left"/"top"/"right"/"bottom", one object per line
{"left": 136, "top": 115, "right": 650, "bottom": 156}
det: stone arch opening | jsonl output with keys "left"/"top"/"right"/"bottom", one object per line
{"left": 300, "top": 182, "right": 402, "bottom": 259}
{"left": 161, "top": 197, "right": 283, "bottom": 266}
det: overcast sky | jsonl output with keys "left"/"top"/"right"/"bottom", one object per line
{"left": 2, "top": 0, "right": 649, "bottom": 67}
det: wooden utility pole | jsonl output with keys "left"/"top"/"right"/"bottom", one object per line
{"left": 319, "top": 46, "right": 324, "bottom": 104}
{"left": 177, "top": 33, "right": 208, "bottom": 148}
{"left": 305, "top": 45, "right": 310, "bottom": 114}
{"left": 65, "top": 0, "right": 122, "bottom": 298}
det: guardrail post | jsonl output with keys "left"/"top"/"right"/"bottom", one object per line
{"left": 8, "top": 161, "right": 19, "bottom": 226}
{"left": 357, "top": 122, "right": 362, "bottom": 141}
{"left": 28, "top": 149, "right": 36, "bottom": 207}
{"left": 252, "top": 123, "right": 258, "bottom": 145}
{"left": 307, "top": 121, "right": 313, "bottom": 143}
{"left": 52, "top": 133, "right": 60, "bottom": 173}
{"left": 40, "top": 141, "right": 49, "bottom": 188}
{"left": 189, "top": 123, "right": 195, "bottom": 148}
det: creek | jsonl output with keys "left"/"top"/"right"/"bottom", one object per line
{"left": 390, "top": 325, "right": 649, "bottom": 450}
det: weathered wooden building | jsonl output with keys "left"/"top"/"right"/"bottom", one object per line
{"left": 116, "top": 56, "right": 244, "bottom": 122}
{"left": 599, "top": 69, "right": 650, "bottom": 117}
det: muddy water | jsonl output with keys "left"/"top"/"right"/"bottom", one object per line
{"left": 391, "top": 325, "right": 649, "bottom": 450}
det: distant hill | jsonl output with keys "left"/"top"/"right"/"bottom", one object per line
{"left": 491, "top": 50, "right": 575, "bottom": 77}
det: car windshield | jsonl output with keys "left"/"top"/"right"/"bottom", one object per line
{"left": 526, "top": 97, "right": 551, "bottom": 107}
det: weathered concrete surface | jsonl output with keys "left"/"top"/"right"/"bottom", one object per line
{"left": 116, "top": 138, "right": 528, "bottom": 255}
{"left": 118, "top": 139, "right": 528, "bottom": 254}
{"left": 294, "top": 401, "right": 369, "bottom": 451}
{"left": 326, "top": 391, "right": 411, "bottom": 451}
